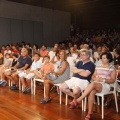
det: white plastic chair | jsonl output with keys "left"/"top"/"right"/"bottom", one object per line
{"left": 67, "top": 57, "right": 75, "bottom": 78}
{"left": 33, "top": 77, "right": 62, "bottom": 104}
{"left": 33, "top": 77, "right": 45, "bottom": 97}
{"left": 95, "top": 80, "right": 118, "bottom": 119}
{"left": 19, "top": 77, "right": 34, "bottom": 94}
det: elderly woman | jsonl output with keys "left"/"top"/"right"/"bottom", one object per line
{"left": 70, "top": 52, "right": 116, "bottom": 120}
{"left": 41, "top": 50, "right": 70, "bottom": 104}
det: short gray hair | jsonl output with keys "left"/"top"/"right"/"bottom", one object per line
{"left": 81, "top": 49, "right": 91, "bottom": 57}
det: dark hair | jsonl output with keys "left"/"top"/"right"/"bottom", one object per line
{"left": 33, "top": 52, "right": 40, "bottom": 57}
{"left": 55, "top": 50, "right": 59, "bottom": 56}
{"left": 12, "top": 53, "right": 18, "bottom": 58}
{"left": 33, "top": 44, "right": 38, "bottom": 49}
{"left": 114, "top": 48, "right": 120, "bottom": 55}
{"left": 42, "top": 45, "right": 47, "bottom": 48}
{"left": 5, "top": 53, "right": 10, "bottom": 57}
{"left": 26, "top": 43, "right": 31, "bottom": 47}
{"left": 6, "top": 44, "right": 10, "bottom": 47}
{"left": 43, "top": 55, "right": 50, "bottom": 59}
{"left": 100, "top": 52, "right": 113, "bottom": 63}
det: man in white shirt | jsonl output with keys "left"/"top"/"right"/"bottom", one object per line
{"left": 49, "top": 44, "right": 58, "bottom": 60}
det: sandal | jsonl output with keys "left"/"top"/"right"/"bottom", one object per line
{"left": 69, "top": 100, "right": 79, "bottom": 109}
{"left": 40, "top": 97, "right": 52, "bottom": 104}
{"left": 85, "top": 113, "right": 92, "bottom": 120}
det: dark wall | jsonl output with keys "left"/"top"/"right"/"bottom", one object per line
{"left": 0, "top": 18, "right": 43, "bottom": 47}
{"left": 72, "top": 3, "right": 120, "bottom": 29}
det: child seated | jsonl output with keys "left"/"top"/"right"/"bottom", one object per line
{"left": 34, "top": 55, "right": 54, "bottom": 79}
{"left": 0, "top": 53, "right": 12, "bottom": 86}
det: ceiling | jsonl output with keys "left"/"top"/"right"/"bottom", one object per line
{"left": 7, "top": 0, "right": 120, "bottom": 12}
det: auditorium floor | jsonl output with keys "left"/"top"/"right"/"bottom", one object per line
{"left": 0, "top": 85, "right": 120, "bottom": 120}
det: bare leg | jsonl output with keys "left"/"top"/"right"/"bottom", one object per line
{"left": 26, "top": 79, "right": 31, "bottom": 88}
{"left": 44, "top": 80, "right": 54, "bottom": 100}
{"left": 11, "top": 72, "right": 19, "bottom": 86}
{"left": 20, "top": 77, "right": 26, "bottom": 87}
{"left": 2, "top": 71, "right": 6, "bottom": 80}
{"left": 87, "top": 90, "right": 97, "bottom": 114}
{"left": 76, "top": 82, "right": 102, "bottom": 103}
{"left": 34, "top": 70, "right": 42, "bottom": 78}
{"left": 73, "top": 86, "right": 81, "bottom": 100}
{"left": 59, "top": 83, "right": 73, "bottom": 97}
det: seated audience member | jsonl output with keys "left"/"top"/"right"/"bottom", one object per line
{"left": 0, "top": 53, "right": 11, "bottom": 79}
{"left": 113, "top": 48, "right": 120, "bottom": 82}
{"left": 0, "top": 53, "right": 18, "bottom": 86}
{"left": 34, "top": 55, "right": 54, "bottom": 79}
{"left": 40, "top": 45, "right": 49, "bottom": 57}
{"left": 4, "top": 44, "right": 12, "bottom": 56}
{"left": 67, "top": 47, "right": 78, "bottom": 77}
{"left": 19, "top": 53, "right": 42, "bottom": 93}
{"left": 113, "top": 48, "right": 120, "bottom": 69}
{"left": 0, "top": 52, "right": 3, "bottom": 65}
{"left": 32, "top": 44, "right": 40, "bottom": 56}
{"left": 1, "top": 45, "right": 6, "bottom": 55}
{"left": 93, "top": 45, "right": 102, "bottom": 64}
{"left": 68, "top": 46, "right": 78, "bottom": 59}
{"left": 40, "top": 50, "right": 70, "bottom": 103}
{"left": 49, "top": 44, "right": 58, "bottom": 60}
{"left": 104, "top": 48, "right": 120, "bottom": 106}
{"left": 26, "top": 43, "right": 32, "bottom": 57}
{"left": 5, "top": 48, "right": 32, "bottom": 90}
{"left": 59, "top": 50, "right": 95, "bottom": 108}
{"left": 73, "top": 44, "right": 79, "bottom": 52}
{"left": 71, "top": 52, "right": 116, "bottom": 120}
{"left": 4, "top": 44, "right": 12, "bottom": 63}
{"left": 51, "top": 50, "right": 60, "bottom": 72}
{"left": 11, "top": 44, "right": 19, "bottom": 54}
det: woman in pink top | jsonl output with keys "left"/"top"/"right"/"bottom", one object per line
{"left": 69, "top": 52, "right": 116, "bottom": 120}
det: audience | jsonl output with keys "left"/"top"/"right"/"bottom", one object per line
{"left": 40, "top": 45, "right": 49, "bottom": 57}
{"left": 34, "top": 55, "right": 54, "bottom": 79}
{"left": 0, "top": 27, "right": 120, "bottom": 119}
{"left": 59, "top": 49, "right": 95, "bottom": 108}
{"left": 72, "top": 52, "right": 116, "bottom": 120}
{"left": 5, "top": 48, "right": 32, "bottom": 90}
{"left": 19, "top": 53, "right": 41, "bottom": 93}
{"left": 40, "top": 50, "right": 70, "bottom": 103}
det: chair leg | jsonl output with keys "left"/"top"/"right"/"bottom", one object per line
{"left": 44, "top": 85, "right": 45, "bottom": 98}
{"left": 97, "top": 96, "right": 100, "bottom": 106}
{"left": 33, "top": 80, "right": 36, "bottom": 95}
{"left": 19, "top": 78, "right": 21, "bottom": 90}
{"left": 102, "top": 96, "right": 104, "bottom": 119}
{"left": 65, "top": 94, "right": 68, "bottom": 105}
{"left": 60, "top": 90, "right": 62, "bottom": 104}
{"left": 31, "top": 78, "right": 33, "bottom": 94}
{"left": 84, "top": 97, "right": 87, "bottom": 111}
{"left": 8, "top": 80, "right": 11, "bottom": 87}
{"left": 114, "top": 92, "right": 119, "bottom": 112}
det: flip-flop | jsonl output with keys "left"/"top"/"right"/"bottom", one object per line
{"left": 40, "top": 97, "right": 52, "bottom": 104}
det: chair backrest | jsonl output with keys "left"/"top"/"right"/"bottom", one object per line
{"left": 110, "top": 73, "right": 118, "bottom": 92}
{"left": 67, "top": 57, "right": 76, "bottom": 78}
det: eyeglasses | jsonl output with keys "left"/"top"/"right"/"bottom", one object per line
{"left": 80, "top": 54, "right": 86, "bottom": 56}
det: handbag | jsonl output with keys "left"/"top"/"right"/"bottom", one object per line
{"left": 46, "top": 72, "right": 58, "bottom": 81}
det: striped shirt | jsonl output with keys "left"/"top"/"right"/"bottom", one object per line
{"left": 96, "top": 65, "right": 114, "bottom": 79}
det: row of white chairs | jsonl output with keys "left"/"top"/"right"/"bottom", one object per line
{"left": 8, "top": 75, "right": 119, "bottom": 119}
